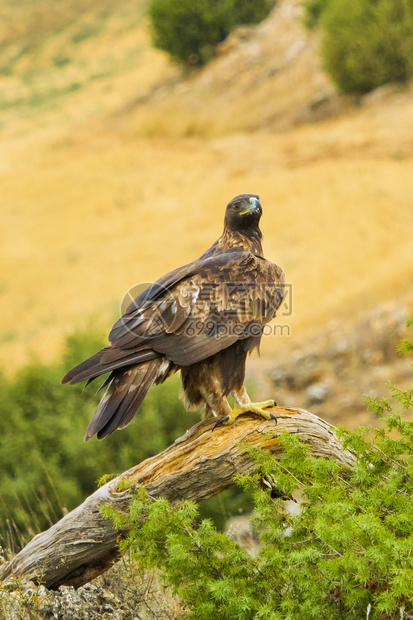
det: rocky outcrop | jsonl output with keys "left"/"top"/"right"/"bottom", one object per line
{"left": 271, "top": 302, "right": 411, "bottom": 425}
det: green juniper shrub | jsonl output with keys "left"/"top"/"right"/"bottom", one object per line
{"left": 398, "top": 317, "right": 413, "bottom": 356}
{"left": 301, "top": 0, "right": 332, "bottom": 28}
{"left": 319, "top": 0, "right": 413, "bottom": 95}
{"left": 105, "top": 325, "right": 413, "bottom": 619}
{"left": 147, "top": 0, "right": 277, "bottom": 67}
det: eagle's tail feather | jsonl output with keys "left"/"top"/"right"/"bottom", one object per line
{"left": 61, "top": 348, "right": 157, "bottom": 385}
{"left": 61, "top": 350, "right": 106, "bottom": 385}
{"left": 85, "top": 359, "right": 163, "bottom": 440}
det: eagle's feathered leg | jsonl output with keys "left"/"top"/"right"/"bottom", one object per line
{"left": 213, "top": 385, "right": 277, "bottom": 428}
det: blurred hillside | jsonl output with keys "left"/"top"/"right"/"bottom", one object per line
{"left": 1, "top": 0, "right": 413, "bottom": 370}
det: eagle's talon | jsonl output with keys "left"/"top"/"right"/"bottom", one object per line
{"left": 262, "top": 399, "right": 276, "bottom": 408}
{"left": 212, "top": 401, "right": 278, "bottom": 430}
{"left": 212, "top": 416, "right": 230, "bottom": 430}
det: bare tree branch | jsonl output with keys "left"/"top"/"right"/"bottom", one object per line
{"left": 0, "top": 407, "right": 355, "bottom": 589}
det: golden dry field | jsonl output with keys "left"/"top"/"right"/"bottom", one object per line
{"left": 1, "top": 0, "right": 413, "bottom": 372}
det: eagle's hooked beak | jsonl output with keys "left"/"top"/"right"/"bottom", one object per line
{"left": 239, "top": 196, "right": 261, "bottom": 216}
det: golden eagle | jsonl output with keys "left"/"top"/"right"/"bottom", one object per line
{"left": 62, "top": 194, "right": 285, "bottom": 439}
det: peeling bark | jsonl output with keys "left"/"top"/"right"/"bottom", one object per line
{"left": 0, "top": 407, "right": 355, "bottom": 589}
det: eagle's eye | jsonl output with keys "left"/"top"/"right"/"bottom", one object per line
{"left": 232, "top": 202, "right": 241, "bottom": 211}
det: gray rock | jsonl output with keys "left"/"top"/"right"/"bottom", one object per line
{"left": 307, "top": 381, "right": 331, "bottom": 404}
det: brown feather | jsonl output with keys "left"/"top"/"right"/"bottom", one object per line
{"left": 85, "top": 359, "right": 168, "bottom": 440}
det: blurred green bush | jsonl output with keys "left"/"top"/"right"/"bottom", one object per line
{"left": 303, "top": 0, "right": 413, "bottom": 94}
{"left": 302, "top": 0, "right": 331, "bottom": 28}
{"left": 0, "top": 329, "right": 251, "bottom": 553}
{"left": 147, "top": 0, "right": 277, "bottom": 67}
{"left": 0, "top": 329, "right": 194, "bottom": 552}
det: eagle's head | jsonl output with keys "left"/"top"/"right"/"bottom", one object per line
{"left": 224, "top": 194, "right": 262, "bottom": 234}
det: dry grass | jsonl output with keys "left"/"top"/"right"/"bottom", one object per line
{"left": 1, "top": 0, "right": 413, "bottom": 371}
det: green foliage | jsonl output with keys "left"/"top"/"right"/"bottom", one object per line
{"left": 0, "top": 327, "right": 250, "bottom": 552}
{"left": 399, "top": 339, "right": 413, "bottom": 356}
{"left": 0, "top": 328, "right": 197, "bottom": 552}
{"left": 319, "top": 0, "right": 413, "bottom": 94}
{"left": 302, "top": 0, "right": 331, "bottom": 28}
{"left": 102, "top": 490, "right": 260, "bottom": 619}
{"left": 399, "top": 318, "right": 413, "bottom": 356}
{"left": 147, "top": 0, "right": 276, "bottom": 67}
{"left": 107, "top": 327, "right": 413, "bottom": 619}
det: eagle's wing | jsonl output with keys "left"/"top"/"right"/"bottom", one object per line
{"left": 62, "top": 250, "right": 284, "bottom": 385}
{"left": 107, "top": 250, "right": 285, "bottom": 367}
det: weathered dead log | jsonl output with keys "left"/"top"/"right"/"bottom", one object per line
{"left": 0, "top": 407, "right": 355, "bottom": 589}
